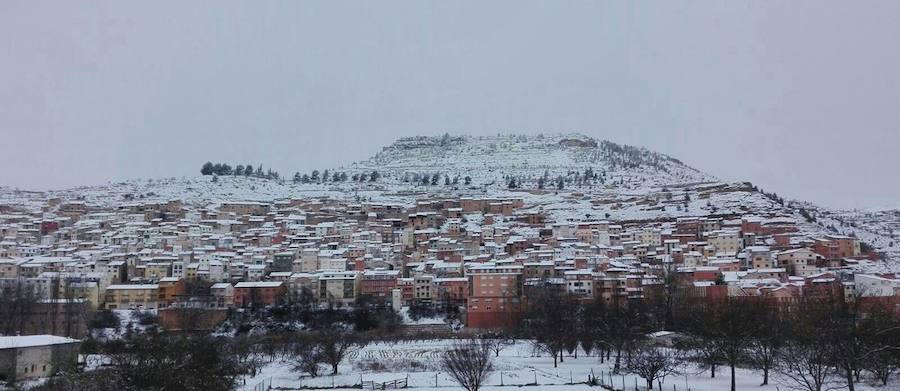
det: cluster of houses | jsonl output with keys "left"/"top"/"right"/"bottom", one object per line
{"left": 0, "top": 194, "right": 896, "bottom": 337}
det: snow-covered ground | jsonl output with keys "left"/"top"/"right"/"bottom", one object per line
{"left": 398, "top": 306, "right": 448, "bottom": 326}
{"left": 240, "top": 339, "right": 891, "bottom": 391}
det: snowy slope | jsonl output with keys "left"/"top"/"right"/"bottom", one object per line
{"left": 349, "top": 134, "right": 714, "bottom": 190}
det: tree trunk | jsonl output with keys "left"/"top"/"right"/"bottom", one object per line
{"left": 613, "top": 348, "right": 621, "bottom": 373}
{"left": 559, "top": 350, "right": 564, "bottom": 363}
{"left": 332, "top": 363, "right": 338, "bottom": 375}
{"left": 647, "top": 379, "right": 653, "bottom": 390}
{"left": 553, "top": 353, "right": 558, "bottom": 368}
{"left": 761, "top": 365, "right": 768, "bottom": 386}
{"left": 711, "top": 364, "right": 716, "bottom": 378}
{"left": 730, "top": 364, "right": 736, "bottom": 391}
{"left": 845, "top": 367, "right": 855, "bottom": 391}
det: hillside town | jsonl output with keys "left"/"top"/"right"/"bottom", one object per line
{"left": 1, "top": 191, "right": 893, "bottom": 335}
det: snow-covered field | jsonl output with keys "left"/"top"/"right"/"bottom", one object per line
{"left": 240, "top": 340, "right": 891, "bottom": 391}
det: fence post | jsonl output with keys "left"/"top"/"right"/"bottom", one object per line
{"left": 500, "top": 371, "right": 504, "bottom": 386}
{"left": 570, "top": 370, "right": 573, "bottom": 384}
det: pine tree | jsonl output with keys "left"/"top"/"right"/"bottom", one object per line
{"left": 464, "top": 176, "right": 472, "bottom": 185}
{"left": 293, "top": 172, "right": 302, "bottom": 183}
{"left": 370, "top": 171, "right": 380, "bottom": 182}
{"left": 201, "top": 162, "right": 214, "bottom": 175}
{"left": 234, "top": 165, "right": 244, "bottom": 176}
{"left": 244, "top": 164, "right": 253, "bottom": 176}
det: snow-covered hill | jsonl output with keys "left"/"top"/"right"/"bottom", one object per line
{"left": 349, "top": 134, "right": 714, "bottom": 190}
{"left": 1, "top": 133, "right": 896, "bottom": 262}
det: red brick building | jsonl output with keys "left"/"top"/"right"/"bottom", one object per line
{"left": 466, "top": 264, "right": 524, "bottom": 329}
{"left": 233, "top": 281, "right": 286, "bottom": 307}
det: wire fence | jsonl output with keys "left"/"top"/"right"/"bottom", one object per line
{"left": 264, "top": 370, "right": 697, "bottom": 391}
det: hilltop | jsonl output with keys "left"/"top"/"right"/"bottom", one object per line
{"left": 350, "top": 134, "right": 713, "bottom": 190}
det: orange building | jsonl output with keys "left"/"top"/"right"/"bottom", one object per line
{"left": 466, "top": 264, "right": 524, "bottom": 328}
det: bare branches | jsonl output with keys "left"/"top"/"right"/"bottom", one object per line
{"left": 286, "top": 333, "right": 324, "bottom": 378}
{"left": 318, "top": 329, "right": 367, "bottom": 375}
{"left": 441, "top": 339, "right": 494, "bottom": 391}
{"left": 522, "top": 287, "right": 578, "bottom": 367}
{"left": 777, "top": 340, "right": 839, "bottom": 391}
{"left": 626, "top": 342, "right": 683, "bottom": 390}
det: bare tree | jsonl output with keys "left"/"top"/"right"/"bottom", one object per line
{"left": 775, "top": 299, "right": 840, "bottom": 391}
{"left": 523, "top": 287, "right": 578, "bottom": 367}
{"left": 684, "top": 298, "right": 760, "bottom": 391}
{"left": 228, "top": 335, "right": 270, "bottom": 381}
{"left": 683, "top": 335, "right": 723, "bottom": 379}
{"left": 318, "top": 329, "right": 367, "bottom": 375}
{"left": 481, "top": 332, "right": 514, "bottom": 357}
{"left": 777, "top": 340, "right": 839, "bottom": 391}
{"left": 747, "top": 304, "right": 787, "bottom": 386}
{"left": 441, "top": 340, "right": 494, "bottom": 391}
{"left": 0, "top": 279, "right": 42, "bottom": 335}
{"left": 106, "top": 333, "right": 244, "bottom": 390}
{"left": 287, "top": 333, "right": 324, "bottom": 378}
{"left": 32, "top": 369, "right": 123, "bottom": 391}
{"left": 600, "top": 296, "right": 650, "bottom": 373}
{"left": 822, "top": 295, "right": 900, "bottom": 391}
{"left": 626, "top": 342, "right": 683, "bottom": 390}
{"left": 864, "top": 345, "right": 899, "bottom": 386}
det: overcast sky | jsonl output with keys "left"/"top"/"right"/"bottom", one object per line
{"left": 1, "top": 1, "right": 898, "bottom": 209}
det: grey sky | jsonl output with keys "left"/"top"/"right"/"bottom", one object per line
{"left": 1, "top": 1, "right": 899, "bottom": 209}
